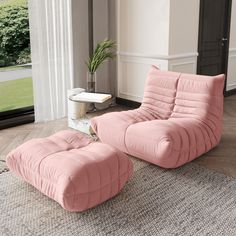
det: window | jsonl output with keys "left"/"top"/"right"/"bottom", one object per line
{"left": 0, "top": 0, "right": 34, "bottom": 129}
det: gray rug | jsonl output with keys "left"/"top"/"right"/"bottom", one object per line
{"left": 0, "top": 161, "right": 8, "bottom": 175}
{"left": 1, "top": 160, "right": 236, "bottom": 236}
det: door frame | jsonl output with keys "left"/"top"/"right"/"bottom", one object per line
{"left": 197, "top": 0, "right": 232, "bottom": 94}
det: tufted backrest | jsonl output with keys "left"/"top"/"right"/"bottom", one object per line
{"left": 171, "top": 73, "right": 225, "bottom": 141}
{"left": 141, "top": 66, "right": 225, "bottom": 130}
{"left": 141, "top": 66, "right": 180, "bottom": 119}
{"left": 171, "top": 73, "right": 225, "bottom": 119}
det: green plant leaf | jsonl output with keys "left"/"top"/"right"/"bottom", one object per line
{"left": 86, "top": 38, "right": 116, "bottom": 73}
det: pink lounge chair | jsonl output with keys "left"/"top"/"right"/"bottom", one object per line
{"left": 91, "top": 66, "right": 225, "bottom": 168}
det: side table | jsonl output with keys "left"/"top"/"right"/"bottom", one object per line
{"left": 67, "top": 88, "right": 112, "bottom": 134}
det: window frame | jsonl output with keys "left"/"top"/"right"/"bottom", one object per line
{"left": 0, "top": 106, "right": 34, "bottom": 130}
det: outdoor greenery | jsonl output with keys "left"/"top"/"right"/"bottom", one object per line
{"left": 0, "top": 77, "right": 33, "bottom": 112}
{"left": 0, "top": 0, "right": 32, "bottom": 113}
{"left": 86, "top": 39, "right": 116, "bottom": 73}
{"left": 0, "top": 0, "right": 30, "bottom": 67}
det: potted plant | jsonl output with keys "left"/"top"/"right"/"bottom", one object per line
{"left": 86, "top": 39, "right": 116, "bottom": 93}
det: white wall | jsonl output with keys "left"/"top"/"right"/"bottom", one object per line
{"left": 117, "top": 0, "right": 170, "bottom": 102}
{"left": 116, "top": 0, "right": 200, "bottom": 102}
{"left": 71, "top": 0, "right": 234, "bottom": 98}
{"left": 93, "top": 0, "right": 110, "bottom": 93}
{"left": 118, "top": 0, "right": 170, "bottom": 55}
{"left": 71, "top": 0, "right": 89, "bottom": 89}
{"left": 71, "top": 0, "right": 113, "bottom": 93}
{"left": 108, "top": 0, "right": 117, "bottom": 95}
{"left": 227, "top": 0, "right": 236, "bottom": 91}
{"left": 168, "top": 0, "right": 199, "bottom": 73}
{"left": 168, "top": 0, "right": 200, "bottom": 55}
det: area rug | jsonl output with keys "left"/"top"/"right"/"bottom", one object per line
{"left": 0, "top": 161, "right": 8, "bottom": 175}
{"left": 1, "top": 159, "right": 236, "bottom": 236}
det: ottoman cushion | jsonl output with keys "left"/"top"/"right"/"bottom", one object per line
{"left": 6, "top": 130, "right": 133, "bottom": 212}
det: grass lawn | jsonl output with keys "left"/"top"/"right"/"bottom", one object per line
{"left": 0, "top": 77, "right": 33, "bottom": 112}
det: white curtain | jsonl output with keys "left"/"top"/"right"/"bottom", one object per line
{"left": 28, "top": 0, "right": 74, "bottom": 122}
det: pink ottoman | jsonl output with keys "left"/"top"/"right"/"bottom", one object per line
{"left": 6, "top": 130, "right": 133, "bottom": 212}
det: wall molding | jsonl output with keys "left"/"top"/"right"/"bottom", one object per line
{"left": 229, "top": 48, "right": 236, "bottom": 53}
{"left": 229, "top": 48, "right": 236, "bottom": 57}
{"left": 227, "top": 48, "right": 236, "bottom": 92}
{"left": 169, "top": 60, "right": 197, "bottom": 73}
{"left": 226, "top": 83, "right": 236, "bottom": 91}
{"left": 118, "top": 52, "right": 198, "bottom": 101}
{"left": 117, "top": 51, "right": 199, "bottom": 60}
{"left": 119, "top": 91, "right": 143, "bottom": 101}
{"left": 119, "top": 56, "right": 162, "bottom": 67}
{"left": 118, "top": 56, "right": 166, "bottom": 101}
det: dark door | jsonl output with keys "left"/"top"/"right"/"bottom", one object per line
{"left": 197, "top": 0, "right": 232, "bottom": 79}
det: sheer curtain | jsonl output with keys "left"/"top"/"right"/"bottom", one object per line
{"left": 28, "top": 0, "right": 74, "bottom": 122}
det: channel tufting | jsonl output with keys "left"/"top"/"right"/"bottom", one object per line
{"left": 6, "top": 130, "right": 133, "bottom": 212}
{"left": 90, "top": 66, "right": 180, "bottom": 153}
{"left": 91, "top": 66, "right": 225, "bottom": 168}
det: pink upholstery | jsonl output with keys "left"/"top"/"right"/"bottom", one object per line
{"left": 91, "top": 66, "right": 180, "bottom": 153}
{"left": 141, "top": 66, "right": 180, "bottom": 119}
{"left": 6, "top": 130, "right": 133, "bottom": 212}
{"left": 91, "top": 66, "right": 225, "bottom": 168}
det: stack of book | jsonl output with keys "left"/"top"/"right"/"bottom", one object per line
{"left": 71, "top": 92, "right": 112, "bottom": 103}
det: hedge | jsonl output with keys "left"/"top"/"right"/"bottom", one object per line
{"left": 0, "top": 0, "right": 31, "bottom": 67}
